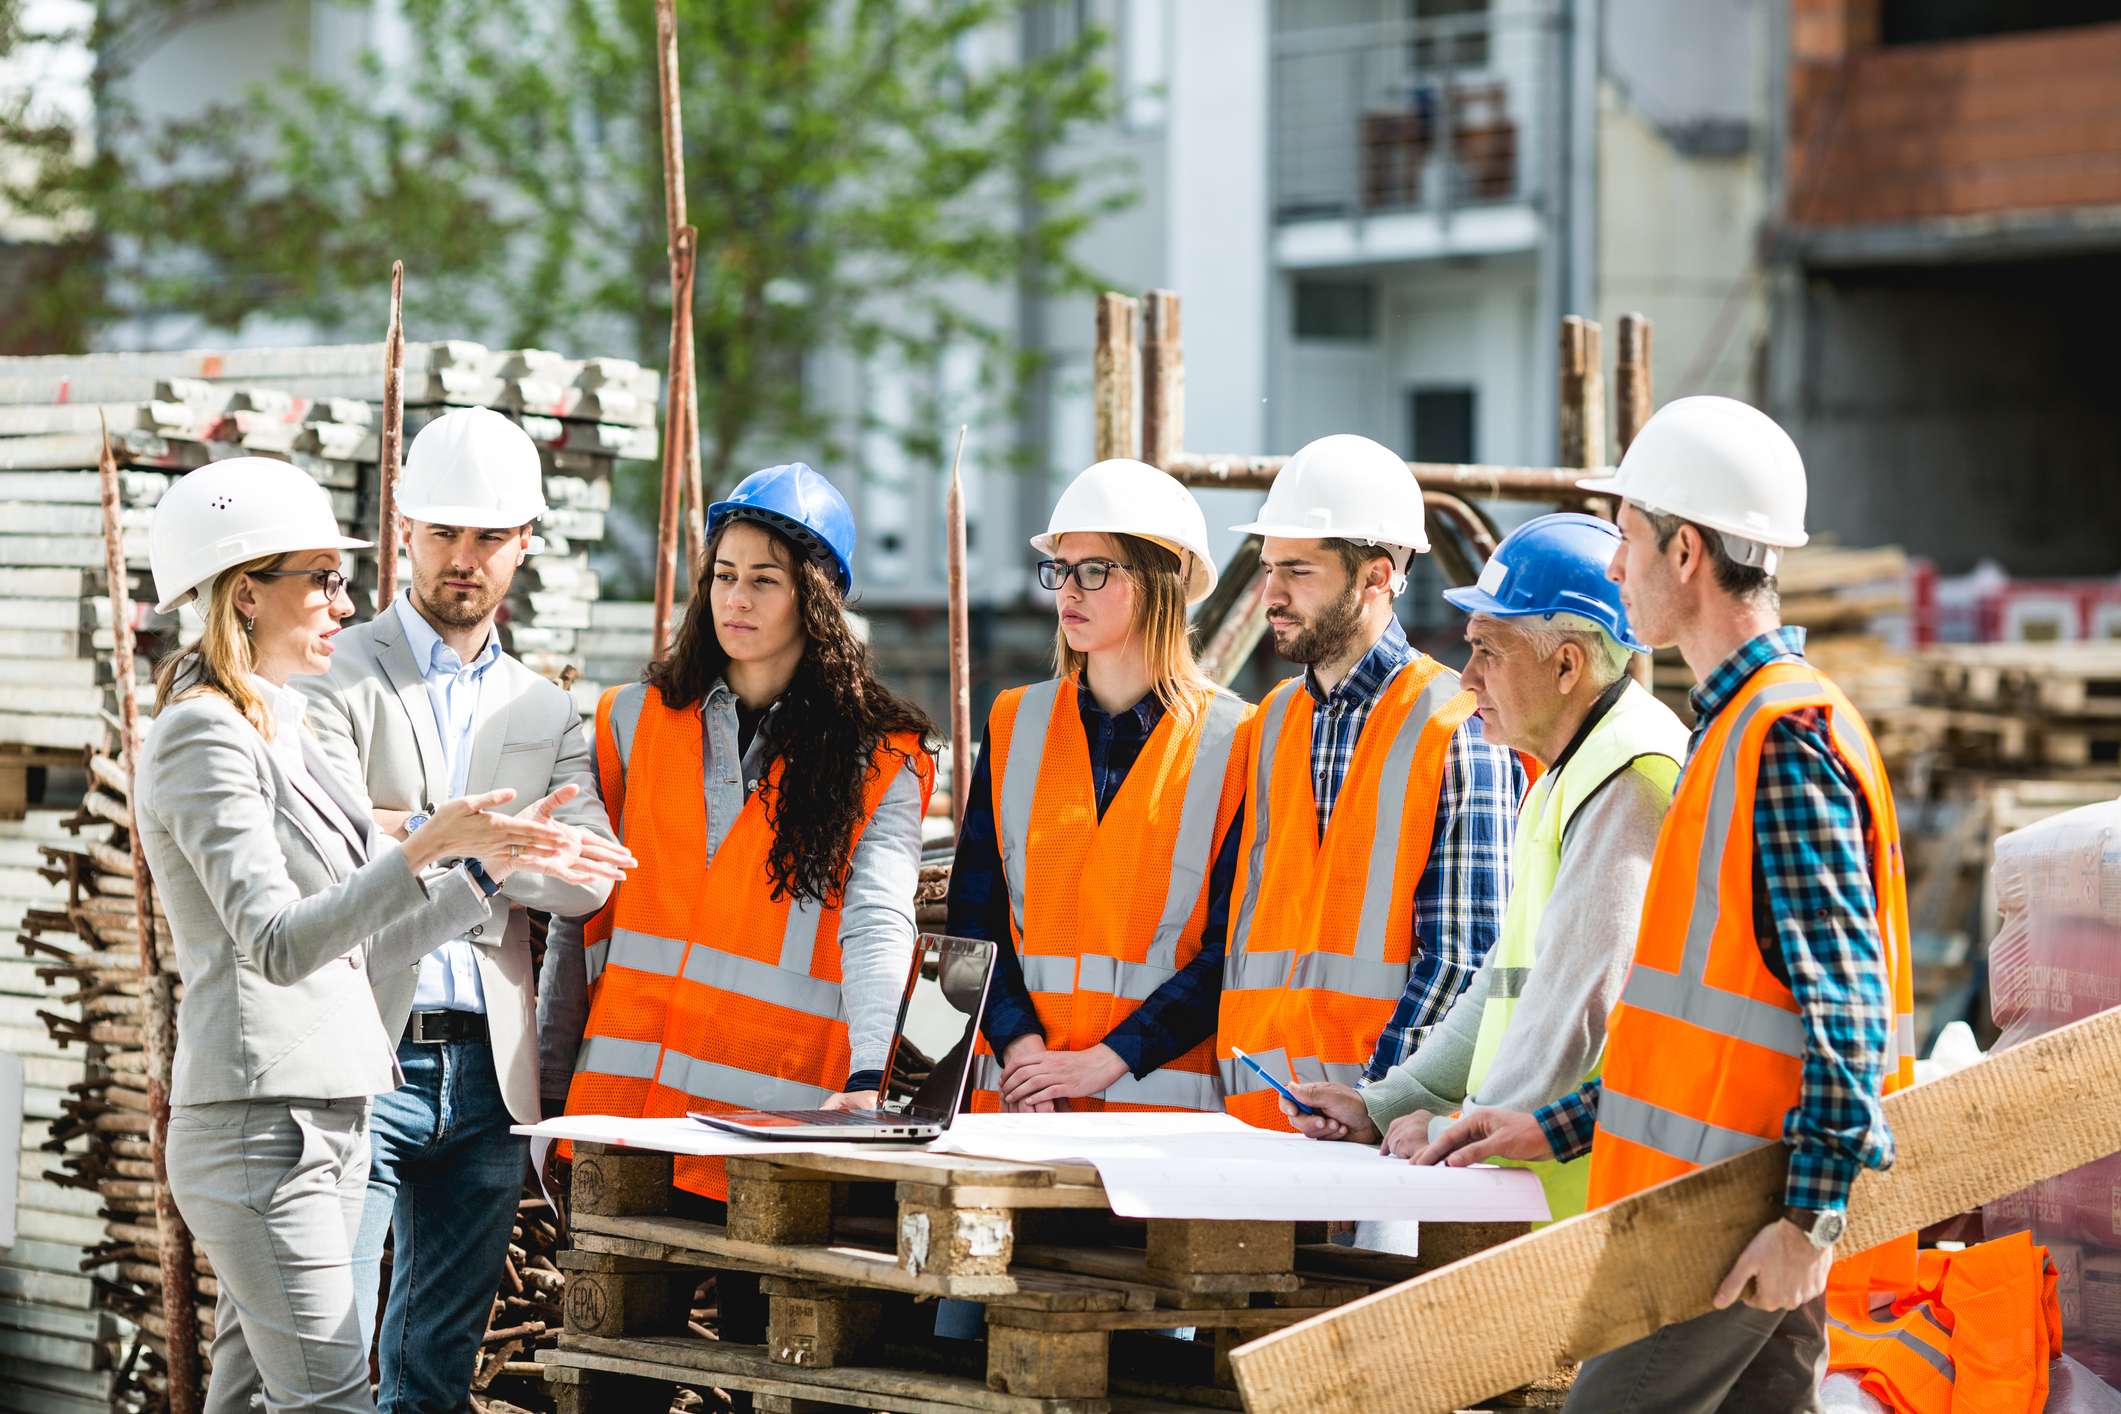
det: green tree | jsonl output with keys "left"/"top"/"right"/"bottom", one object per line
{"left": 5, "top": 0, "right": 1130, "bottom": 586}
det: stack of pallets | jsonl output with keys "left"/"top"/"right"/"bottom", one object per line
{"left": 1910, "top": 642, "right": 2121, "bottom": 775}
{"left": 543, "top": 1143, "right": 1546, "bottom": 1414}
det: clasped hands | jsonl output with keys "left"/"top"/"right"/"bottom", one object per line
{"left": 388, "top": 783, "right": 637, "bottom": 888}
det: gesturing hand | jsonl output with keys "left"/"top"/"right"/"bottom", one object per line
{"left": 502, "top": 784, "right": 637, "bottom": 888}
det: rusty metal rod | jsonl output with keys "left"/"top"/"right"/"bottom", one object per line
{"left": 376, "top": 260, "right": 405, "bottom": 612}
{"left": 651, "top": 226, "right": 698, "bottom": 657}
{"left": 1165, "top": 451, "right": 1604, "bottom": 501}
{"left": 1141, "top": 290, "right": 1183, "bottom": 470}
{"left": 1092, "top": 293, "right": 1139, "bottom": 462}
{"left": 99, "top": 418, "right": 201, "bottom": 1414}
{"left": 654, "top": 0, "right": 706, "bottom": 576}
{"left": 944, "top": 425, "right": 971, "bottom": 830}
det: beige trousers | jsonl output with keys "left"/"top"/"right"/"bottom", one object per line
{"left": 165, "top": 1097, "right": 375, "bottom": 1414}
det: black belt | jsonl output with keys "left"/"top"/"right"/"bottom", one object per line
{"left": 407, "top": 1010, "right": 488, "bottom": 1045}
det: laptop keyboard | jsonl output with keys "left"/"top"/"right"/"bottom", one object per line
{"left": 756, "top": 1109, "right": 891, "bottom": 1126}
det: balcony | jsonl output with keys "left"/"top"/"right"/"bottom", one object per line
{"left": 1270, "top": 4, "right": 1564, "bottom": 268}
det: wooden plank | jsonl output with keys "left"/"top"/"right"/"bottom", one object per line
{"left": 546, "top": 1334, "right": 1125, "bottom": 1414}
{"left": 568, "top": 1219, "right": 1144, "bottom": 1311}
{"left": 1229, "top": 1001, "right": 2121, "bottom": 1414}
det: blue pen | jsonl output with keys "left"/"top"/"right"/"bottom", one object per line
{"left": 1229, "top": 1046, "right": 1318, "bottom": 1116}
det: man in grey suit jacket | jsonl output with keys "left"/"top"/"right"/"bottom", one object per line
{"left": 299, "top": 408, "right": 625, "bottom": 1413}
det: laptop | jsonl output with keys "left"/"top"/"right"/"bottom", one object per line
{"left": 692, "top": 933, "right": 996, "bottom": 1142}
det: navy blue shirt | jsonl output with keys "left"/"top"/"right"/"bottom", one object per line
{"left": 947, "top": 686, "right": 1241, "bottom": 1078}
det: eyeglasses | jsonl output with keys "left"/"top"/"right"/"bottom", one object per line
{"left": 250, "top": 567, "right": 352, "bottom": 600}
{"left": 1037, "top": 558, "right": 1126, "bottom": 592}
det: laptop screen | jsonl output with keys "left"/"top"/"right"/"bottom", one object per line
{"left": 878, "top": 934, "right": 995, "bottom": 1122}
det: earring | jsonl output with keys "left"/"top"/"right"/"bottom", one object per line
{"left": 241, "top": 617, "right": 255, "bottom": 635}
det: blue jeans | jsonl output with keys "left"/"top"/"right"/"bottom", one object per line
{"left": 353, "top": 1035, "right": 524, "bottom": 1414}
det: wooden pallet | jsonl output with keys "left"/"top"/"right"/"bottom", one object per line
{"left": 546, "top": 1143, "right": 1528, "bottom": 1414}
{"left": 1917, "top": 643, "right": 2121, "bottom": 719}
{"left": 1903, "top": 705, "right": 2121, "bottom": 772}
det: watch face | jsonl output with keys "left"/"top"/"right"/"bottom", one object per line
{"left": 1816, "top": 1211, "right": 1846, "bottom": 1245}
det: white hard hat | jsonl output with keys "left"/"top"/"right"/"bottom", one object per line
{"left": 1231, "top": 434, "right": 1430, "bottom": 581}
{"left": 1031, "top": 458, "right": 1219, "bottom": 605}
{"left": 1578, "top": 396, "right": 1808, "bottom": 572}
{"left": 398, "top": 407, "right": 548, "bottom": 528}
{"left": 150, "top": 457, "right": 371, "bottom": 613}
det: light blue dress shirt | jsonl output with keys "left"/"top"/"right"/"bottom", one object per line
{"left": 395, "top": 593, "right": 502, "bottom": 1014}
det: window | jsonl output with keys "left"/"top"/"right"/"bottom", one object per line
{"left": 1294, "top": 279, "right": 1378, "bottom": 340}
{"left": 1406, "top": 386, "right": 1476, "bottom": 465}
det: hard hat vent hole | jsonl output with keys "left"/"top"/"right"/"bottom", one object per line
{"left": 211, "top": 496, "right": 233, "bottom": 510}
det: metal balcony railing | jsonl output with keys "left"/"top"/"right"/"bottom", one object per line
{"left": 1271, "top": 5, "right": 1565, "bottom": 225}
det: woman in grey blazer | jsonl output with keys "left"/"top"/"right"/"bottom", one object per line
{"left": 136, "top": 459, "right": 611, "bottom": 1414}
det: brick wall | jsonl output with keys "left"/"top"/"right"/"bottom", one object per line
{"left": 1787, "top": 15, "right": 2121, "bottom": 226}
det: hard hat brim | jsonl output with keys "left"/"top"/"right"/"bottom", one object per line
{"left": 152, "top": 531, "right": 373, "bottom": 614}
{"left": 1029, "top": 526, "right": 1218, "bottom": 605}
{"left": 1439, "top": 584, "right": 1649, "bottom": 654}
{"left": 1229, "top": 519, "right": 1432, "bottom": 556}
{"left": 1571, "top": 477, "right": 1811, "bottom": 551}
{"left": 395, "top": 501, "right": 547, "bottom": 530}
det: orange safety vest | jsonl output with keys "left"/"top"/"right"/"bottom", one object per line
{"left": 562, "top": 681, "right": 933, "bottom": 1200}
{"left": 1827, "top": 1231, "right": 2061, "bottom": 1414}
{"left": 1586, "top": 661, "right": 1919, "bottom": 1281}
{"left": 1216, "top": 656, "right": 1478, "bottom": 1131}
{"left": 966, "top": 677, "right": 1250, "bottom": 1114}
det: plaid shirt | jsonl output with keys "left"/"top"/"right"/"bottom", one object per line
{"left": 1533, "top": 627, "right": 1895, "bottom": 1213}
{"left": 1306, "top": 620, "right": 1526, "bottom": 1081}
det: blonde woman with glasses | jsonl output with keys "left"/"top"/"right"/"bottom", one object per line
{"left": 953, "top": 459, "right": 1251, "bottom": 1115}
{"left": 136, "top": 459, "right": 623, "bottom": 1414}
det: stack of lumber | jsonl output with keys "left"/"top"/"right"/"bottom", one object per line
{"left": 13, "top": 733, "right": 198, "bottom": 1411}
{"left": 0, "top": 784, "right": 124, "bottom": 1414}
{"left": 1909, "top": 641, "right": 2121, "bottom": 775}
{"left": 0, "top": 343, "right": 659, "bottom": 691}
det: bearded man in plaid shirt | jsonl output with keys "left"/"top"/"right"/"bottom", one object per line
{"left": 1214, "top": 434, "right": 1525, "bottom": 1216}
{"left": 1419, "top": 398, "right": 1915, "bottom": 1413}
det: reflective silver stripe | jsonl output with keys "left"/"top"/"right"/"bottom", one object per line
{"left": 1619, "top": 679, "right": 1822, "bottom": 1058}
{"left": 574, "top": 1034, "right": 661, "bottom": 1079}
{"left": 1021, "top": 953, "right": 1078, "bottom": 994}
{"left": 1826, "top": 1313, "right": 1956, "bottom": 1383}
{"left": 1076, "top": 953, "right": 1181, "bottom": 1004}
{"left": 1898, "top": 1013, "right": 1916, "bottom": 1066}
{"left": 1489, "top": 966, "right": 1531, "bottom": 1002}
{"left": 970, "top": 1053, "right": 1004, "bottom": 1094}
{"left": 1225, "top": 946, "right": 1294, "bottom": 993}
{"left": 1217, "top": 1047, "right": 1364, "bottom": 1096}
{"left": 1227, "top": 682, "right": 1299, "bottom": 974}
{"left": 584, "top": 937, "right": 608, "bottom": 989}
{"left": 1144, "top": 692, "right": 1248, "bottom": 968}
{"left": 657, "top": 1050, "right": 835, "bottom": 1110}
{"left": 1351, "top": 667, "right": 1464, "bottom": 963}
{"left": 1288, "top": 951, "right": 1408, "bottom": 998}
{"left": 605, "top": 682, "right": 649, "bottom": 845}
{"left": 996, "top": 679, "right": 1063, "bottom": 942}
{"left": 1598, "top": 1087, "right": 1775, "bottom": 1167}
{"left": 681, "top": 943, "right": 844, "bottom": 1019}
{"left": 1101, "top": 1067, "right": 1222, "bottom": 1111}
{"left": 606, "top": 927, "right": 685, "bottom": 977}
{"left": 781, "top": 897, "right": 823, "bottom": 975}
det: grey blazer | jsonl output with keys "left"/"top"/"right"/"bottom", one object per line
{"left": 296, "top": 606, "right": 615, "bottom": 1125}
{"left": 135, "top": 693, "right": 497, "bottom": 1106}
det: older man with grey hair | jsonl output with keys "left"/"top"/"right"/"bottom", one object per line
{"left": 1283, "top": 513, "right": 1687, "bottom": 1227}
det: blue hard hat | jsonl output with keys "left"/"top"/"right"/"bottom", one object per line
{"left": 707, "top": 462, "right": 857, "bottom": 595}
{"left": 1441, "top": 512, "right": 1646, "bottom": 653}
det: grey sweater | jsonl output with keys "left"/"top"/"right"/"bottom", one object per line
{"left": 1360, "top": 762, "right": 1669, "bottom": 1134}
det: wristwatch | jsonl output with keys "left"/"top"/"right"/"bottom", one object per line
{"left": 404, "top": 811, "right": 431, "bottom": 837}
{"left": 1783, "top": 1205, "right": 1846, "bottom": 1249}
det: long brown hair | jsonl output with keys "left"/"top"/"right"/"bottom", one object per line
{"left": 153, "top": 552, "right": 284, "bottom": 736}
{"left": 647, "top": 519, "right": 933, "bottom": 907}
{"left": 1052, "top": 533, "right": 1215, "bottom": 723}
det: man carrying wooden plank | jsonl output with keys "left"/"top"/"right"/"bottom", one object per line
{"left": 1417, "top": 397, "right": 1917, "bottom": 1412}
{"left": 297, "top": 408, "right": 629, "bottom": 1412}
{"left": 1215, "top": 434, "right": 1525, "bottom": 1135}
{"left": 1277, "top": 514, "right": 1687, "bottom": 1234}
